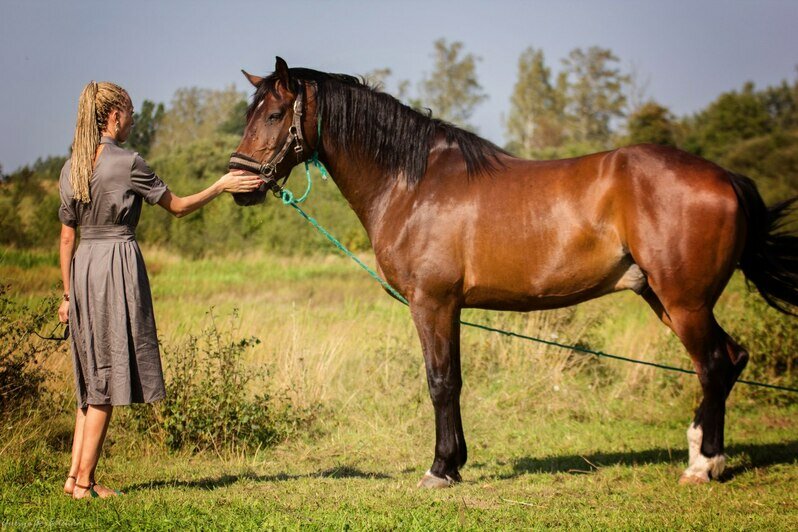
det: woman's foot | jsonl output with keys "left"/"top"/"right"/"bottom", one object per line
{"left": 71, "top": 481, "right": 97, "bottom": 500}
{"left": 64, "top": 475, "right": 77, "bottom": 495}
{"left": 92, "top": 482, "right": 123, "bottom": 498}
{"left": 72, "top": 480, "right": 123, "bottom": 499}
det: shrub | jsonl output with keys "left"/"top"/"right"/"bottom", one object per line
{"left": 128, "top": 309, "right": 299, "bottom": 452}
{"left": 0, "top": 285, "right": 66, "bottom": 413}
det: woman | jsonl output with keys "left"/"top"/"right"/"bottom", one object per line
{"left": 57, "top": 81, "right": 260, "bottom": 499}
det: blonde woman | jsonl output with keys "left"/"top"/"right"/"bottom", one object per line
{"left": 57, "top": 81, "right": 260, "bottom": 499}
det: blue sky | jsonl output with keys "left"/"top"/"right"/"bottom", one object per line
{"left": 1, "top": 0, "right": 796, "bottom": 172}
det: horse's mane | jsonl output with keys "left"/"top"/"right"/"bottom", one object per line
{"left": 247, "top": 67, "right": 507, "bottom": 184}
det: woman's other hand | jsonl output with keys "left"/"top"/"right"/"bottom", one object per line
{"left": 218, "top": 170, "right": 262, "bottom": 193}
{"left": 58, "top": 300, "right": 69, "bottom": 323}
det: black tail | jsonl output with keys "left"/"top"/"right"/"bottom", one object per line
{"left": 728, "top": 173, "right": 798, "bottom": 315}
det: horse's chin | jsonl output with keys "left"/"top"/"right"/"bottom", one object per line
{"left": 233, "top": 189, "right": 268, "bottom": 206}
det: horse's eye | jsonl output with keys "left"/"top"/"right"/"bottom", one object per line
{"left": 268, "top": 112, "right": 283, "bottom": 122}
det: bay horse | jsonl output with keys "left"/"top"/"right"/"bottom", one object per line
{"left": 231, "top": 57, "right": 798, "bottom": 487}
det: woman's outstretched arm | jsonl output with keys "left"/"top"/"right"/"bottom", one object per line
{"left": 157, "top": 171, "right": 261, "bottom": 218}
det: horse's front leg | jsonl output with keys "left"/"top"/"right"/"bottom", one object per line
{"left": 410, "top": 294, "right": 467, "bottom": 488}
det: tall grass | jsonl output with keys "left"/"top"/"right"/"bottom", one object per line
{"left": 1, "top": 244, "right": 795, "bottom": 459}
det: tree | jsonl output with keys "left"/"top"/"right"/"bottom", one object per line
{"left": 127, "top": 100, "right": 165, "bottom": 157}
{"left": 505, "top": 47, "right": 567, "bottom": 155}
{"left": 150, "top": 85, "right": 246, "bottom": 158}
{"left": 760, "top": 80, "right": 798, "bottom": 132}
{"left": 625, "top": 101, "right": 676, "bottom": 146}
{"left": 561, "top": 47, "right": 629, "bottom": 147}
{"left": 216, "top": 100, "right": 248, "bottom": 137}
{"left": 688, "top": 82, "right": 771, "bottom": 161}
{"left": 418, "top": 39, "right": 487, "bottom": 129}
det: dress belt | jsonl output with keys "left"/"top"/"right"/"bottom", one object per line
{"left": 79, "top": 225, "right": 136, "bottom": 242}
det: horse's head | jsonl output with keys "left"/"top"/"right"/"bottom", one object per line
{"left": 231, "top": 57, "right": 318, "bottom": 206}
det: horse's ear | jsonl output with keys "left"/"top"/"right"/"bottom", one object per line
{"left": 241, "top": 69, "right": 263, "bottom": 88}
{"left": 274, "top": 56, "right": 292, "bottom": 92}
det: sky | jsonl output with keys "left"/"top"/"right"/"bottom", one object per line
{"left": 1, "top": 0, "right": 796, "bottom": 173}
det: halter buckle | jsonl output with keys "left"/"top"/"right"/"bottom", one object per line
{"left": 260, "top": 163, "right": 276, "bottom": 177}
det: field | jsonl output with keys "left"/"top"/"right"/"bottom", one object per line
{"left": 1, "top": 244, "right": 797, "bottom": 529}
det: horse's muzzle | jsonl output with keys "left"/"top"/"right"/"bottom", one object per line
{"left": 232, "top": 185, "right": 268, "bottom": 206}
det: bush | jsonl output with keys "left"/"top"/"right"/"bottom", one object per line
{"left": 127, "top": 309, "right": 300, "bottom": 452}
{"left": 0, "top": 285, "right": 66, "bottom": 414}
{"left": 727, "top": 285, "right": 798, "bottom": 395}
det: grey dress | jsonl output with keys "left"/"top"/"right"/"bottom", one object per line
{"left": 59, "top": 136, "right": 169, "bottom": 409}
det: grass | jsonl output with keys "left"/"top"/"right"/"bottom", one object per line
{"left": 1, "top": 245, "right": 797, "bottom": 529}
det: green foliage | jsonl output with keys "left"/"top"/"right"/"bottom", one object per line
{"left": 126, "top": 99, "right": 165, "bottom": 157}
{"left": 149, "top": 85, "right": 246, "bottom": 159}
{"left": 0, "top": 192, "right": 27, "bottom": 246}
{"left": 216, "top": 99, "right": 248, "bottom": 136}
{"left": 727, "top": 283, "right": 798, "bottom": 394}
{"left": 625, "top": 101, "right": 677, "bottom": 146}
{"left": 0, "top": 284, "right": 64, "bottom": 413}
{"left": 418, "top": 39, "right": 487, "bottom": 129}
{"left": 686, "top": 82, "right": 772, "bottom": 161}
{"left": 506, "top": 47, "right": 567, "bottom": 155}
{"left": 561, "top": 47, "right": 630, "bottom": 147}
{"left": 143, "top": 309, "right": 285, "bottom": 451}
{"left": 720, "top": 130, "right": 798, "bottom": 203}
{"left": 0, "top": 156, "right": 66, "bottom": 248}
{"left": 504, "top": 46, "right": 630, "bottom": 158}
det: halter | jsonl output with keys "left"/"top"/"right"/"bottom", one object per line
{"left": 228, "top": 81, "right": 309, "bottom": 195}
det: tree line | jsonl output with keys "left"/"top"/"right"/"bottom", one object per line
{"left": 1, "top": 39, "right": 797, "bottom": 255}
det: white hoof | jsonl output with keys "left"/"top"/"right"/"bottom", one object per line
{"left": 417, "top": 470, "right": 456, "bottom": 489}
{"left": 680, "top": 453, "right": 726, "bottom": 484}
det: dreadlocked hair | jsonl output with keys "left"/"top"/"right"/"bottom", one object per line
{"left": 69, "top": 81, "right": 129, "bottom": 203}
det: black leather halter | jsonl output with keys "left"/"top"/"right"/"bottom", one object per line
{"left": 228, "top": 82, "right": 307, "bottom": 195}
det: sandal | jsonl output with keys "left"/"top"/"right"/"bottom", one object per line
{"left": 89, "top": 477, "right": 123, "bottom": 497}
{"left": 73, "top": 481, "right": 99, "bottom": 499}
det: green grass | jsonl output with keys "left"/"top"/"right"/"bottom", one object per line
{"left": 2, "top": 246, "right": 797, "bottom": 529}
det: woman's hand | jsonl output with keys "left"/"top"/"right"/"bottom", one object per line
{"left": 58, "top": 300, "right": 69, "bottom": 323}
{"left": 218, "top": 170, "right": 262, "bottom": 193}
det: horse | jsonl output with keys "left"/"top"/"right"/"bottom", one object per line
{"left": 230, "top": 57, "right": 798, "bottom": 488}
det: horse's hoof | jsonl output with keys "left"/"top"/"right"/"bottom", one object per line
{"left": 417, "top": 470, "right": 456, "bottom": 489}
{"left": 678, "top": 473, "right": 709, "bottom": 485}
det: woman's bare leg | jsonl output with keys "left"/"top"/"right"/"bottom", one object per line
{"left": 72, "top": 405, "right": 121, "bottom": 499}
{"left": 63, "top": 407, "right": 87, "bottom": 494}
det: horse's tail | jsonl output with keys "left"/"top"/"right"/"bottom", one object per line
{"left": 728, "top": 172, "right": 798, "bottom": 315}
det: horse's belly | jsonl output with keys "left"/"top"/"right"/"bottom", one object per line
{"left": 462, "top": 246, "right": 646, "bottom": 312}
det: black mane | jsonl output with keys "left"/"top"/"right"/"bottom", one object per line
{"left": 247, "top": 67, "right": 507, "bottom": 183}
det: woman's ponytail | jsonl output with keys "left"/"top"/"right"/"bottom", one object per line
{"left": 69, "top": 81, "right": 100, "bottom": 204}
{"left": 69, "top": 81, "right": 129, "bottom": 204}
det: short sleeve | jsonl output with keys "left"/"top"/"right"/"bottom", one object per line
{"left": 130, "top": 154, "right": 169, "bottom": 205}
{"left": 58, "top": 161, "right": 78, "bottom": 228}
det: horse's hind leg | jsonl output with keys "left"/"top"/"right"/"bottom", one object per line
{"left": 410, "top": 293, "right": 467, "bottom": 488}
{"left": 642, "top": 289, "right": 749, "bottom": 483}
{"left": 681, "top": 321, "right": 749, "bottom": 483}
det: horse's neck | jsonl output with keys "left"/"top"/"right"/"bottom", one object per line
{"left": 320, "top": 152, "right": 397, "bottom": 237}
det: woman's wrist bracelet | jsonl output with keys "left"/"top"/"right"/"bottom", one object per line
{"left": 63, "top": 293, "right": 69, "bottom": 302}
